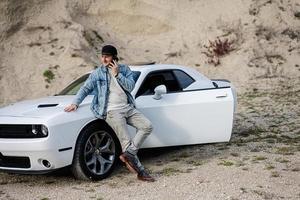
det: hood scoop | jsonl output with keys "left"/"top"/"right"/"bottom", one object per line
{"left": 37, "top": 104, "right": 59, "bottom": 108}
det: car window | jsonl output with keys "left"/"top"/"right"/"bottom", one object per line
{"left": 173, "top": 70, "right": 195, "bottom": 89}
{"left": 58, "top": 71, "right": 141, "bottom": 95}
{"left": 136, "top": 70, "right": 181, "bottom": 97}
{"left": 58, "top": 74, "right": 90, "bottom": 95}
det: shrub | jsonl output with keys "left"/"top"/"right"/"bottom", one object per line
{"left": 43, "top": 69, "right": 55, "bottom": 83}
{"left": 203, "top": 37, "right": 234, "bottom": 66}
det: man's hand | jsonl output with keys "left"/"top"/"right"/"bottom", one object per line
{"left": 64, "top": 104, "right": 78, "bottom": 112}
{"left": 108, "top": 60, "right": 119, "bottom": 77}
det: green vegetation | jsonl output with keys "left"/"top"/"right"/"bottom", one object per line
{"left": 218, "top": 160, "right": 234, "bottom": 166}
{"left": 252, "top": 156, "right": 267, "bottom": 161}
{"left": 43, "top": 69, "right": 55, "bottom": 83}
{"left": 270, "top": 171, "right": 280, "bottom": 177}
{"left": 86, "top": 188, "right": 96, "bottom": 193}
{"left": 275, "top": 158, "right": 290, "bottom": 163}
{"left": 276, "top": 147, "right": 295, "bottom": 155}
{"left": 186, "top": 160, "right": 203, "bottom": 166}
{"left": 264, "top": 164, "right": 275, "bottom": 170}
{"left": 160, "top": 167, "right": 182, "bottom": 176}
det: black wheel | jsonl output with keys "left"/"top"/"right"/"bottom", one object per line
{"left": 71, "top": 122, "right": 121, "bottom": 180}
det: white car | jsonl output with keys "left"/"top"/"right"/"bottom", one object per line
{"left": 0, "top": 64, "right": 237, "bottom": 180}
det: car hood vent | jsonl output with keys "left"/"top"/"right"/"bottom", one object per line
{"left": 37, "top": 104, "right": 59, "bottom": 108}
{"left": 0, "top": 96, "right": 77, "bottom": 118}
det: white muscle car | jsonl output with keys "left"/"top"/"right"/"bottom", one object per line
{"left": 0, "top": 64, "right": 237, "bottom": 180}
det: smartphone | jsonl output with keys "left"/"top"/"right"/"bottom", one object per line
{"left": 112, "top": 55, "right": 119, "bottom": 62}
{"left": 108, "top": 56, "right": 119, "bottom": 67}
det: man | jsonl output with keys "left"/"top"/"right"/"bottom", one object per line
{"left": 64, "top": 45, "right": 155, "bottom": 182}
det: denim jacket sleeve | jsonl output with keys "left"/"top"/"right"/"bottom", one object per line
{"left": 115, "top": 65, "right": 135, "bottom": 92}
{"left": 72, "top": 73, "right": 95, "bottom": 106}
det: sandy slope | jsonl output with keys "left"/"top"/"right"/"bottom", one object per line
{"left": 0, "top": 0, "right": 299, "bottom": 199}
{"left": 0, "top": 0, "right": 299, "bottom": 106}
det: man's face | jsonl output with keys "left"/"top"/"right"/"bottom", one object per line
{"left": 101, "top": 54, "right": 113, "bottom": 66}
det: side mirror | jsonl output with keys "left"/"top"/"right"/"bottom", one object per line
{"left": 153, "top": 85, "right": 167, "bottom": 100}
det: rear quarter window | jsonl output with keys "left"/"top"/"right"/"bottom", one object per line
{"left": 173, "top": 70, "right": 195, "bottom": 89}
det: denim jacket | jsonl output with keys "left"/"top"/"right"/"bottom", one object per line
{"left": 72, "top": 64, "right": 136, "bottom": 119}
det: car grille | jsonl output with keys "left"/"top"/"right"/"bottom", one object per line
{"left": 0, "top": 124, "right": 45, "bottom": 138}
{"left": 0, "top": 152, "right": 31, "bottom": 168}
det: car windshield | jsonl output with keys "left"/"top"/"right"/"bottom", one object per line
{"left": 58, "top": 71, "right": 141, "bottom": 95}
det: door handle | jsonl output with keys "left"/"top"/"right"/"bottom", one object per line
{"left": 216, "top": 94, "right": 227, "bottom": 98}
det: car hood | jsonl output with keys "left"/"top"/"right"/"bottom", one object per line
{"left": 0, "top": 95, "right": 91, "bottom": 118}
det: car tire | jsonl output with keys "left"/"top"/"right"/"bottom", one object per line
{"left": 71, "top": 122, "right": 121, "bottom": 180}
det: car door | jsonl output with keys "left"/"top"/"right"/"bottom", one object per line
{"left": 132, "top": 69, "right": 234, "bottom": 148}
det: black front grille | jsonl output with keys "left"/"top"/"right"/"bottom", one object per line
{"left": 0, "top": 152, "right": 31, "bottom": 168}
{"left": 0, "top": 124, "right": 45, "bottom": 138}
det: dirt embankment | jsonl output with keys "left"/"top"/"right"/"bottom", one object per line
{"left": 0, "top": 0, "right": 299, "bottom": 106}
{"left": 0, "top": 0, "right": 299, "bottom": 199}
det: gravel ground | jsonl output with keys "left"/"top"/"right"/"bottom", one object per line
{"left": 0, "top": 77, "right": 299, "bottom": 200}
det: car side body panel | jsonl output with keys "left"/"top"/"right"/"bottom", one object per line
{"left": 133, "top": 87, "right": 234, "bottom": 148}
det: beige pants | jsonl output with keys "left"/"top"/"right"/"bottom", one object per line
{"left": 105, "top": 104, "right": 153, "bottom": 155}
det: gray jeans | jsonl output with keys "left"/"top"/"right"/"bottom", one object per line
{"left": 105, "top": 104, "right": 153, "bottom": 155}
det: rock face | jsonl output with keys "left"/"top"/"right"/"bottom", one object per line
{"left": 0, "top": 0, "right": 299, "bottom": 106}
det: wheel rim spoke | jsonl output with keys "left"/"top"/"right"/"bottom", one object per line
{"left": 85, "top": 140, "right": 94, "bottom": 156}
{"left": 94, "top": 134, "right": 104, "bottom": 148}
{"left": 100, "top": 138, "right": 113, "bottom": 154}
{"left": 86, "top": 155, "right": 97, "bottom": 173}
{"left": 97, "top": 155, "right": 113, "bottom": 175}
{"left": 84, "top": 130, "right": 116, "bottom": 175}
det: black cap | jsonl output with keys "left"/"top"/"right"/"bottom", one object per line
{"left": 101, "top": 45, "right": 118, "bottom": 56}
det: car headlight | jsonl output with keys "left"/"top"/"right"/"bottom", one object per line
{"left": 32, "top": 126, "right": 38, "bottom": 135}
{"left": 31, "top": 125, "right": 49, "bottom": 137}
{"left": 41, "top": 125, "right": 48, "bottom": 136}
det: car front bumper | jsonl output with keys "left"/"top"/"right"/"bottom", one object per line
{"left": 0, "top": 137, "right": 74, "bottom": 172}
{"left": 0, "top": 116, "right": 76, "bottom": 172}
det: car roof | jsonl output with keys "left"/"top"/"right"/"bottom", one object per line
{"left": 87, "top": 64, "right": 190, "bottom": 73}
{"left": 129, "top": 64, "right": 189, "bottom": 72}
{"left": 130, "top": 64, "right": 210, "bottom": 80}
{"left": 85, "top": 64, "right": 209, "bottom": 81}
